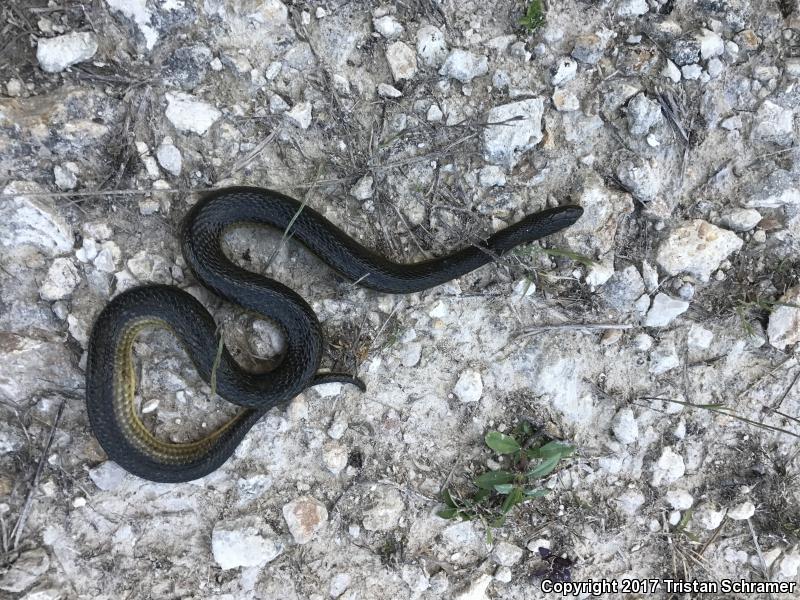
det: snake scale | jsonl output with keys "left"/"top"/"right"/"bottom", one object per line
{"left": 85, "top": 186, "right": 583, "bottom": 482}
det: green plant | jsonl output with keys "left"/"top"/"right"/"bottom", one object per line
{"left": 438, "top": 422, "right": 574, "bottom": 533}
{"left": 519, "top": 0, "right": 545, "bottom": 32}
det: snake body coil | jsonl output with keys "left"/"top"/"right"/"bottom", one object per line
{"left": 86, "top": 187, "right": 582, "bottom": 482}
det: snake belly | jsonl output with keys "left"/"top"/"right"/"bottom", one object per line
{"left": 85, "top": 186, "right": 583, "bottom": 482}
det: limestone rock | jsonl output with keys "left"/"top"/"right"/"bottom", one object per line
{"left": 212, "top": 516, "right": 283, "bottom": 569}
{"left": 655, "top": 220, "right": 743, "bottom": 280}
{"left": 767, "top": 286, "right": 800, "bottom": 350}
{"left": 165, "top": 92, "right": 221, "bottom": 135}
{"left": 282, "top": 496, "right": 328, "bottom": 544}
{"left": 0, "top": 182, "right": 73, "bottom": 256}
{"left": 483, "top": 99, "right": 544, "bottom": 169}
{"left": 37, "top": 32, "right": 98, "bottom": 73}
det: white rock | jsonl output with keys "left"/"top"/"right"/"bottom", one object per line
{"left": 767, "top": 286, "right": 800, "bottom": 350}
{"left": 93, "top": 242, "right": 120, "bottom": 273}
{"left": 552, "top": 89, "right": 579, "bottom": 112}
{"left": 329, "top": 573, "right": 352, "bottom": 598}
{"left": 0, "top": 548, "right": 50, "bottom": 593}
{"left": 377, "top": 83, "right": 403, "bottom": 98}
{"left": 156, "top": 140, "right": 182, "bottom": 176}
{"left": 697, "top": 29, "right": 724, "bottom": 59}
{"left": 611, "top": 407, "right": 638, "bottom": 444}
{"left": 400, "top": 342, "right": 422, "bottom": 367}
{"left": 212, "top": 516, "right": 282, "bottom": 569}
{"left": 282, "top": 496, "right": 328, "bottom": 544}
{"left": 617, "top": 0, "right": 649, "bottom": 17}
{"left": 651, "top": 447, "right": 685, "bottom": 486}
{"left": 6, "top": 78, "right": 23, "bottom": 96}
{"left": 53, "top": 165, "right": 78, "bottom": 191}
{"left": 36, "top": 32, "right": 98, "bottom": 73}
{"left": 695, "top": 504, "right": 725, "bottom": 530}
{"left": 105, "top": 0, "right": 159, "bottom": 50}
{"left": 728, "top": 501, "right": 755, "bottom": 520}
{"left": 617, "top": 160, "right": 659, "bottom": 201}
{"left": 286, "top": 102, "right": 312, "bottom": 129}
{"left": 439, "top": 49, "right": 488, "bottom": 83}
{"left": 453, "top": 370, "right": 483, "bottom": 403}
{"left": 662, "top": 59, "right": 681, "bottom": 82}
{"left": 626, "top": 93, "right": 662, "bottom": 136}
{"left": 494, "top": 566, "right": 512, "bottom": 583}
{"left": 681, "top": 64, "right": 702, "bottom": 80}
{"left": 75, "top": 237, "right": 100, "bottom": 263}
{"left": 527, "top": 538, "right": 551, "bottom": 553}
{"left": 386, "top": 41, "right": 417, "bottom": 81}
{"left": 327, "top": 413, "right": 347, "bottom": 439}
{"left": 616, "top": 489, "right": 645, "bottom": 515}
{"left": 322, "top": 442, "right": 348, "bottom": 474}
{"left": 633, "top": 333, "right": 653, "bottom": 352}
{"left": 688, "top": 324, "right": 713, "bottom": 349}
{"left": 707, "top": 57, "right": 725, "bottom": 78}
{"left": 779, "top": 551, "right": 800, "bottom": 579}
{"left": 644, "top": 293, "right": 689, "bottom": 327}
{"left": 269, "top": 94, "right": 290, "bottom": 113}
{"left": 752, "top": 100, "right": 795, "bottom": 146}
{"left": 88, "top": 461, "right": 129, "bottom": 491}
{"left": 453, "top": 574, "right": 493, "bottom": 600}
{"left": 512, "top": 278, "right": 536, "bottom": 297}
{"left": 362, "top": 485, "right": 405, "bottom": 531}
{"left": 416, "top": 25, "right": 448, "bottom": 67}
{"left": 492, "top": 541, "right": 523, "bottom": 566}
{"left": 39, "top": 258, "right": 80, "bottom": 301}
{"left": 586, "top": 262, "right": 615, "bottom": 287}
{"left": 373, "top": 15, "right": 403, "bottom": 38}
{"left": 479, "top": 166, "right": 506, "bottom": 187}
{"left": 666, "top": 489, "right": 694, "bottom": 510}
{"left": 483, "top": 98, "right": 544, "bottom": 169}
{"left": 641, "top": 260, "right": 658, "bottom": 292}
{"left": 719, "top": 209, "right": 761, "bottom": 232}
{"left": 135, "top": 141, "right": 160, "bottom": 180}
{"left": 427, "top": 104, "right": 444, "bottom": 122}
{"left": 350, "top": 175, "right": 374, "bottom": 200}
{"left": 0, "top": 182, "right": 73, "bottom": 256}
{"left": 165, "top": 92, "right": 221, "bottom": 135}
{"left": 655, "top": 220, "right": 743, "bottom": 280}
{"left": 265, "top": 61, "right": 281, "bottom": 79}
{"left": 649, "top": 343, "right": 680, "bottom": 375}
{"left": 551, "top": 57, "right": 577, "bottom": 86}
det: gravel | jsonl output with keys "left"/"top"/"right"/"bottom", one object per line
{"left": 4, "top": 1, "right": 800, "bottom": 596}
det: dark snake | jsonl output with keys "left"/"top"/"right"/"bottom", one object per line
{"left": 85, "top": 186, "right": 583, "bottom": 482}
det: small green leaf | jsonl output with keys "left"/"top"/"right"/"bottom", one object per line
{"left": 494, "top": 483, "right": 514, "bottom": 494}
{"left": 474, "top": 470, "right": 514, "bottom": 489}
{"left": 485, "top": 431, "right": 521, "bottom": 454}
{"left": 526, "top": 455, "right": 561, "bottom": 479}
{"left": 437, "top": 507, "right": 459, "bottom": 519}
{"left": 528, "top": 441, "right": 574, "bottom": 460}
{"left": 525, "top": 488, "right": 549, "bottom": 498}
{"left": 442, "top": 489, "right": 456, "bottom": 508}
{"left": 500, "top": 486, "right": 525, "bottom": 514}
{"left": 473, "top": 488, "right": 492, "bottom": 503}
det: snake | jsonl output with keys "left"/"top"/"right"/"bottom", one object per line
{"left": 85, "top": 186, "right": 583, "bottom": 482}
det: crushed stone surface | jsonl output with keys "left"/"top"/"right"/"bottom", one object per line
{"left": 2, "top": 0, "right": 800, "bottom": 597}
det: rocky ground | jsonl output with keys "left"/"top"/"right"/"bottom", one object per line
{"left": 2, "top": 0, "right": 800, "bottom": 598}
